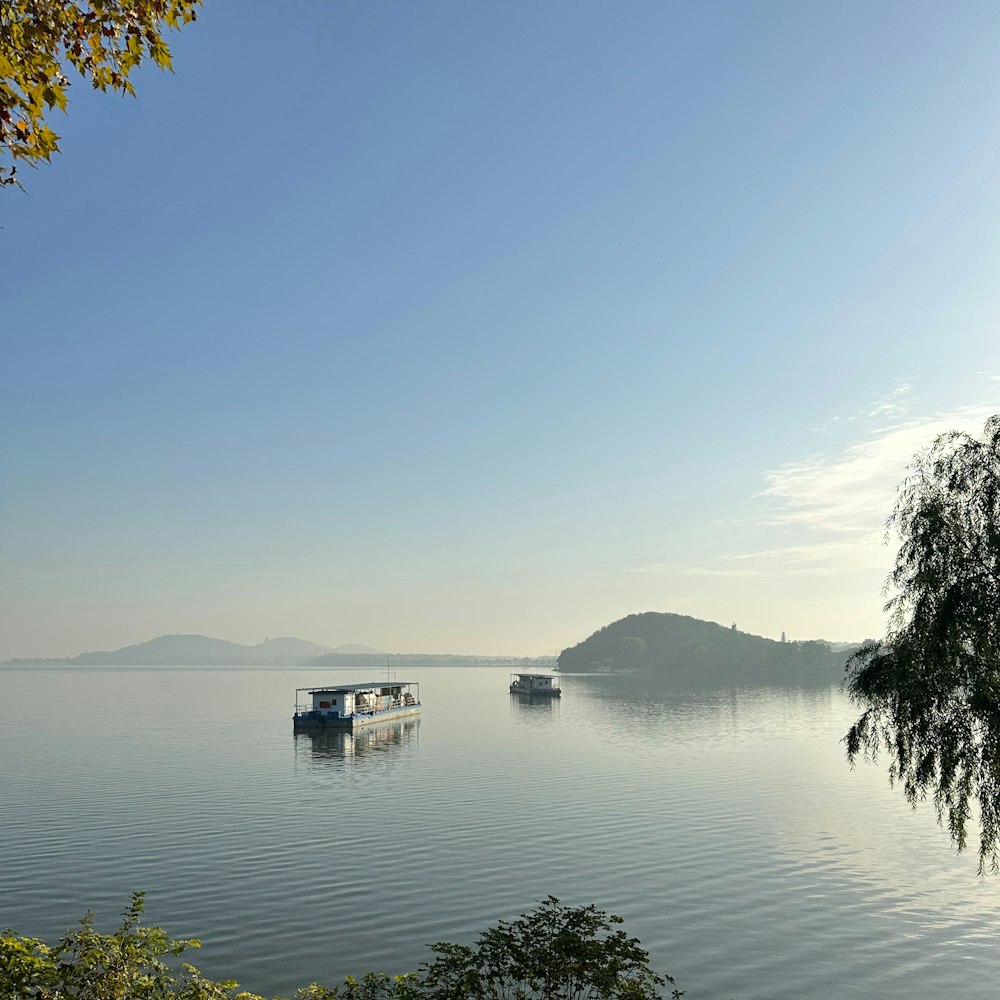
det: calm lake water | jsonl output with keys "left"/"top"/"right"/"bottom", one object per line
{"left": 2, "top": 665, "right": 998, "bottom": 999}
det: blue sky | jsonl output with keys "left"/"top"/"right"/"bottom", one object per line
{"left": 2, "top": 0, "right": 999, "bottom": 658}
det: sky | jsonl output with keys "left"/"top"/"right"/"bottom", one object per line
{"left": 2, "top": 0, "right": 999, "bottom": 659}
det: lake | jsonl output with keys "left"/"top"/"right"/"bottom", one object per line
{"left": 2, "top": 665, "right": 998, "bottom": 999}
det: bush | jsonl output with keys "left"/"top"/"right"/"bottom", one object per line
{"left": 0, "top": 895, "right": 680, "bottom": 1000}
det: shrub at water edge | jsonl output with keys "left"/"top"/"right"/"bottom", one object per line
{"left": 0, "top": 893, "right": 682, "bottom": 1000}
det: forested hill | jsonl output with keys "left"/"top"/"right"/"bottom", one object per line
{"left": 557, "top": 612, "right": 854, "bottom": 683}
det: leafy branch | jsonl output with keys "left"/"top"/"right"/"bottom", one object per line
{"left": 0, "top": 0, "right": 201, "bottom": 187}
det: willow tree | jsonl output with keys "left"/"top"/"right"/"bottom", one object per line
{"left": 845, "top": 415, "right": 1000, "bottom": 872}
{"left": 0, "top": 0, "right": 201, "bottom": 188}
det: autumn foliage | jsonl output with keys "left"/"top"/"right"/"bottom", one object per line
{"left": 0, "top": 0, "right": 201, "bottom": 187}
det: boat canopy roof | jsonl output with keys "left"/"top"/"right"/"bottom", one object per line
{"left": 297, "top": 681, "right": 417, "bottom": 695}
{"left": 511, "top": 673, "right": 556, "bottom": 679}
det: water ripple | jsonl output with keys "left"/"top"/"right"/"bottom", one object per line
{"left": 2, "top": 666, "right": 998, "bottom": 999}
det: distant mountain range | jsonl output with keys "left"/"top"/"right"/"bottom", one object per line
{"left": 7, "top": 614, "right": 858, "bottom": 676}
{"left": 557, "top": 612, "right": 859, "bottom": 683}
{"left": 9, "top": 634, "right": 385, "bottom": 666}
{"left": 6, "top": 634, "right": 557, "bottom": 667}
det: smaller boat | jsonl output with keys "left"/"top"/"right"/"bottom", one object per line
{"left": 509, "top": 672, "right": 561, "bottom": 697}
{"left": 293, "top": 681, "right": 421, "bottom": 730}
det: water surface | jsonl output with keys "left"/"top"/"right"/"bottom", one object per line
{"left": 2, "top": 666, "right": 996, "bottom": 999}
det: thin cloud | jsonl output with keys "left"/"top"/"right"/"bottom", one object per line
{"left": 812, "top": 380, "right": 912, "bottom": 432}
{"left": 627, "top": 535, "right": 888, "bottom": 580}
{"left": 746, "top": 403, "right": 996, "bottom": 581}
{"left": 625, "top": 562, "right": 788, "bottom": 579}
{"left": 721, "top": 534, "right": 889, "bottom": 574}
{"left": 866, "top": 381, "right": 913, "bottom": 421}
{"left": 759, "top": 404, "right": 997, "bottom": 535}
{"left": 628, "top": 401, "right": 997, "bottom": 585}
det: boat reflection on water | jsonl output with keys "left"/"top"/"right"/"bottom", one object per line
{"left": 295, "top": 718, "right": 420, "bottom": 764}
{"left": 509, "top": 690, "right": 560, "bottom": 723}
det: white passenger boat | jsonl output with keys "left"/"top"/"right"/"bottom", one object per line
{"left": 293, "top": 681, "right": 421, "bottom": 730}
{"left": 509, "top": 672, "right": 561, "bottom": 697}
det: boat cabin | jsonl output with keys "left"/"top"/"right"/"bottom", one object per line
{"left": 509, "top": 672, "right": 561, "bottom": 697}
{"left": 293, "top": 681, "right": 420, "bottom": 730}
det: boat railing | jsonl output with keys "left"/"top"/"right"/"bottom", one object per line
{"left": 296, "top": 696, "right": 421, "bottom": 719}
{"left": 510, "top": 682, "right": 561, "bottom": 695}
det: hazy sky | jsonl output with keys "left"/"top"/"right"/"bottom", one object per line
{"left": 3, "top": 1, "right": 999, "bottom": 659}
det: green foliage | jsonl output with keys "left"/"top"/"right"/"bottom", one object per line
{"left": 614, "top": 637, "right": 646, "bottom": 671}
{"left": 0, "top": 930, "right": 54, "bottom": 997}
{"left": 419, "top": 897, "right": 681, "bottom": 1000}
{"left": 0, "top": 0, "right": 201, "bottom": 188}
{"left": 298, "top": 972, "right": 421, "bottom": 1000}
{"left": 0, "top": 892, "right": 264, "bottom": 1000}
{"left": 0, "top": 896, "right": 677, "bottom": 1000}
{"left": 845, "top": 415, "right": 1000, "bottom": 872}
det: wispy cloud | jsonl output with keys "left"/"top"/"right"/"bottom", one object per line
{"left": 627, "top": 534, "right": 888, "bottom": 579}
{"left": 811, "top": 379, "right": 913, "bottom": 433}
{"left": 721, "top": 534, "right": 890, "bottom": 575}
{"left": 625, "top": 563, "right": 765, "bottom": 578}
{"left": 865, "top": 381, "right": 913, "bottom": 421}
{"left": 759, "top": 404, "right": 997, "bottom": 535}
{"left": 627, "top": 401, "right": 997, "bottom": 585}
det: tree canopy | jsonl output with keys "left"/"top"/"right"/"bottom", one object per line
{"left": 418, "top": 897, "right": 680, "bottom": 1000}
{"left": 845, "top": 415, "right": 1000, "bottom": 872}
{"left": 614, "top": 636, "right": 646, "bottom": 671}
{"left": 0, "top": 0, "right": 201, "bottom": 188}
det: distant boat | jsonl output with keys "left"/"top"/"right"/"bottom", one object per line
{"left": 293, "top": 681, "right": 421, "bottom": 730}
{"left": 509, "top": 672, "right": 561, "bottom": 697}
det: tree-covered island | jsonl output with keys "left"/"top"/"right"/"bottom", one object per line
{"left": 558, "top": 612, "right": 852, "bottom": 683}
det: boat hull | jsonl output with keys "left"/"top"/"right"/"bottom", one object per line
{"left": 293, "top": 704, "right": 421, "bottom": 731}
